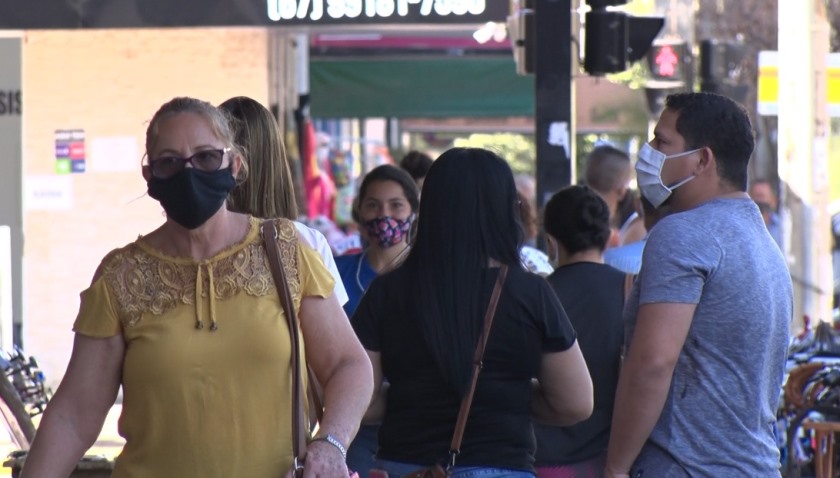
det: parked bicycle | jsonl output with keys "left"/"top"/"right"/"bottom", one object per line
{"left": 0, "top": 346, "right": 51, "bottom": 450}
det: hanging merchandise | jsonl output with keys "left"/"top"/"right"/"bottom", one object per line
{"left": 329, "top": 149, "right": 353, "bottom": 188}
{"left": 329, "top": 149, "right": 355, "bottom": 226}
{"left": 301, "top": 122, "right": 336, "bottom": 220}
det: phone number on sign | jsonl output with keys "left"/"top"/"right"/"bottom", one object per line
{"left": 267, "top": 0, "right": 487, "bottom": 21}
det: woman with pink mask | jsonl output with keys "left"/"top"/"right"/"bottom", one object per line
{"left": 336, "top": 165, "right": 419, "bottom": 317}
{"left": 335, "top": 164, "right": 419, "bottom": 476}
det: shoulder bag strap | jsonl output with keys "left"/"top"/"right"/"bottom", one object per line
{"left": 262, "top": 220, "right": 308, "bottom": 466}
{"left": 447, "top": 265, "right": 508, "bottom": 468}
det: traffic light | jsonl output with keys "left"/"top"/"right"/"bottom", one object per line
{"left": 583, "top": 0, "right": 665, "bottom": 75}
{"left": 647, "top": 41, "right": 689, "bottom": 83}
{"left": 508, "top": 0, "right": 535, "bottom": 75}
{"left": 643, "top": 40, "right": 690, "bottom": 117}
{"left": 699, "top": 39, "right": 748, "bottom": 103}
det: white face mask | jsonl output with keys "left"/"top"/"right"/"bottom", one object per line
{"left": 635, "top": 143, "right": 703, "bottom": 208}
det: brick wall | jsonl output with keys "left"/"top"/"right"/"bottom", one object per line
{"left": 22, "top": 28, "right": 270, "bottom": 388}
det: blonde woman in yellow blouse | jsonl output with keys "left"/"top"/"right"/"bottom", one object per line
{"left": 21, "top": 97, "right": 373, "bottom": 478}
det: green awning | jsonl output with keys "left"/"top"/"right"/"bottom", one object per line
{"left": 310, "top": 57, "right": 535, "bottom": 118}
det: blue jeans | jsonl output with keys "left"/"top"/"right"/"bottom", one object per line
{"left": 374, "top": 459, "right": 536, "bottom": 478}
{"left": 629, "top": 442, "right": 690, "bottom": 478}
{"left": 347, "top": 425, "right": 380, "bottom": 476}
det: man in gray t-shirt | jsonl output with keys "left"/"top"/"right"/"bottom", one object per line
{"left": 604, "top": 92, "right": 792, "bottom": 478}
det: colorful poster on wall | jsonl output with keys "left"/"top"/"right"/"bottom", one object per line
{"left": 55, "top": 129, "right": 85, "bottom": 174}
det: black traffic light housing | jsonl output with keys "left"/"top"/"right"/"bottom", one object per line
{"left": 508, "top": 0, "right": 535, "bottom": 75}
{"left": 583, "top": 0, "right": 665, "bottom": 75}
{"left": 699, "top": 39, "right": 749, "bottom": 103}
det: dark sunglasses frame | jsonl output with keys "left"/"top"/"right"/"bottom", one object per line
{"left": 148, "top": 148, "right": 230, "bottom": 179}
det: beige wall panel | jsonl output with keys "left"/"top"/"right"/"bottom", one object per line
{"left": 22, "top": 28, "right": 269, "bottom": 388}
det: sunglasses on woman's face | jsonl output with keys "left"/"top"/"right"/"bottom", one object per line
{"left": 148, "top": 148, "right": 229, "bottom": 179}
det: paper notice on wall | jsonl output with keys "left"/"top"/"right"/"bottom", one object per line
{"left": 24, "top": 175, "right": 73, "bottom": 211}
{"left": 88, "top": 136, "right": 140, "bottom": 173}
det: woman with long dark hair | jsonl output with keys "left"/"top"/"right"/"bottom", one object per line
{"left": 351, "top": 147, "right": 593, "bottom": 478}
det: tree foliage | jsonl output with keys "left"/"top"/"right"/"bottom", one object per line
{"left": 453, "top": 133, "right": 536, "bottom": 176}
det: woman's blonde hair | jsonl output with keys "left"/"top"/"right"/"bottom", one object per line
{"left": 219, "top": 96, "right": 299, "bottom": 220}
{"left": 145, "top": 97, "right": 248, "bottom": 180}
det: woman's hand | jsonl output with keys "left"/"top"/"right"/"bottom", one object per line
{"left": 284, "top": 441, "right": 349, "bottom": 478}
{"left": 305, "top": 441, "right": 350, "bottom": 478}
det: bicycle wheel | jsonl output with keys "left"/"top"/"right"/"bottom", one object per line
{"left": 0, "top": 370, "right": 36, "bottom": 450}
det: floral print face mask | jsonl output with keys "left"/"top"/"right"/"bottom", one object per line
{"left": 363, "top": 215, "right": 413, "bottom": 248}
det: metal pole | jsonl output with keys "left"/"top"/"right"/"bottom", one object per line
{"left": 534, "top": 0, "right": 574, "bottom": 210}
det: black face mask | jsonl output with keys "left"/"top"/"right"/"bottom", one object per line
{"left": 147, "top": 167, "right": 236, "bottom": 230}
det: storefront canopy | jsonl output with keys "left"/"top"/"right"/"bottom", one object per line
{"left": 310, "top": 57, "right": 535, "bottom": 118}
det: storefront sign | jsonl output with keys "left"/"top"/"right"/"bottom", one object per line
{"left": 0, "top": 90, "right": 20, "bottom": 116}
{"left": 0, "top": 0, "right": 507, "bottom": 28}
{"left": 267, "top": 0, "right": 501, "bottom": 24}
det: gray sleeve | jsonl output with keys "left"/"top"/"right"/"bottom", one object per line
{"left": 639, "top": 215, "right": 721, "bottom": 305}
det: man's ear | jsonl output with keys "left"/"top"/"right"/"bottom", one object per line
{"left": 695, "top": 146, "right": 714, "bottom": 176}
{"left": 141, "top": 165, "right": 151, "bottom": 181}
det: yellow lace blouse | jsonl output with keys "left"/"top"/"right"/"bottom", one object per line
{"left": 73, "top": 217, "right": 335, "bottom": 478}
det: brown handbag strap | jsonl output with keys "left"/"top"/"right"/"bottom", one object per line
{"left": 447, "top": 265, "right": 508, "bottom": 467}
{"left": 262, "top": 220, "right": 307, "bottom": 463}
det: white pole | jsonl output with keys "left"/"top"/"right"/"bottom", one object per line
{"left": 777, "top": 0, "right": 832, "bottom": 324}
{"left": 295, "top": 33, "right": 310, "bottom": 100}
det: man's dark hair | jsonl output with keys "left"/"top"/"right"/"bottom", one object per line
{"left": 665, "top": 92, "right": 755, "bottom": 191}
{"left": 399, "top": 150, "right": 434, "bottom": 181}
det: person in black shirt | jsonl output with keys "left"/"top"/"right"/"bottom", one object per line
{"left": 534, "top": 185, "right": 627, "bottom": 478}
{"left": 351, "top": 147, "right": 593, "bottom": 478}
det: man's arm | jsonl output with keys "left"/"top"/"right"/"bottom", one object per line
{"left": 603, "top": 302, "right": 695, "bottom": 477}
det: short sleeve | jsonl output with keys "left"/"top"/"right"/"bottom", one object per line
{"left": 536, "top": 278, "right": 577, "bottom": 353}
{"left": 297, "top": 236, "right": 337, "bottom": 301}
{"left": 349, "top": 279, "right": 381, "bottom": 352}
{"left": 72, "top": 278, "right": 122, "bottom": 338}
{"left": 639, "top": 215, "right": 721, "bottom": 305}
{"left": 294, "top": 221, "right": 349, "bottom": 306}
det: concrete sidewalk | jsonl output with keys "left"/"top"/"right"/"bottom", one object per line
{"left": 0, "top": 404, "right": 124, "bottom": 477}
